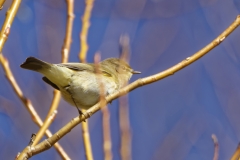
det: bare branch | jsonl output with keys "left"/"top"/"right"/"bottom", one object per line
{"left": 119, "top": 34, "right": 130, "bottom": 61}
{"left": 33, "top": 90, "right": 61, "bottom": 146}
{"left": 79, "top": 0, "right": 94, "bottom": 62}
{"left": 0, "top": 0, "right": 75, "bottom": 159}
{"left": 101, "top": 106, "right": 112, "bottom": 160}
{"left": 119, "top": 96, "right": 131, "bottom": 160}
{"left": 119, "top": 34, "right": 132, "bottom": 160}
{"left": 95, "top": 53, "right": 113, "bottom": 160}
{"left": 0, "top": 0, "right": 6, "bottom": 10}
{"left": 78, "top": 0, "right": 95, "bottom": 158}
{"left": 81, "top": 119, "right": 94, "bottom": 160}
{"left": 33, "top": 0, "right": 75, "bottom": 150}
{"left": 0, "top": 0, "right": 21, "bottom": 51}
{"left": 16, "top": 15, "right": 240, "bottom": 159}
{"left": 211, "top": 134, "right": 219, "bottom": 160}
{"left": 231, "top": 143, "right": 240, "bottom": 160}
{"left": 78, "top": 1, "right": 95, "bottom": 158}
{"left": 0, "top": 50, "right": 70, "bottom": 160}
{"left": 79, "top": 53, "right": 109, "bottom": 160}
{"left": 62, "top": 0, "right": 75, "bottom": 63}
{"left": 0, "top": 0, "right": 69, "bottom": 159}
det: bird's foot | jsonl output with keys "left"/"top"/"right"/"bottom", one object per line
{"left": 77, "top": 109, "right": 88, "bottom": 122}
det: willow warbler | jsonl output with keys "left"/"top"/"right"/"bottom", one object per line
{"left": 20, "top": 57, "right": 140, "bottom": 112}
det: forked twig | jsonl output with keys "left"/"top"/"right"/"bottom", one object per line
{"left": 16, "top": 15, "right": 240, "bottom": 160}
{"left": 32, "top": 0, "right": 75, "bottom": 150}
{"left": 0, "top": 30, "right": 70, "bottom": 160}
{"left": 0, "top": 0, "right": 70, "bottom": 159}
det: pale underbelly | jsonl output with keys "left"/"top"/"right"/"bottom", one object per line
{"left": 59, "top": 72, "right": 117, "bottom": 110}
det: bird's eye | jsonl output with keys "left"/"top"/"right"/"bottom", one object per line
{"left": 115, "top": 65, "right": 126, "bottom": 73}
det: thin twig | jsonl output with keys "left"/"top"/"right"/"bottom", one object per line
{"left": 79, "top": 0, "right": 94, "bottom": 63}
{"left": 80, "top": 53, "right": 108, "bottom": 160}
{"left": 231, "top": 143, "right": 240, "bottom": 160}
{"left": 119, "top": 34, "right": 130, "bottom": 61}
{"left": 119, "top": 34, "right": 132, "bottom": 160}
{"left": 0, "top": 0, "right": 6, "bottom": 10}
{"left": 101, "top": 106, "right": 112, "bottom": 160}
{"left": 119, "top": 96, "right": 131, "bottom": 160}
{"left": 62, "top": 0, "right": 75, "bottom": 63}
{"left": 81, "top": 118, "right": 94, "bottom": 160}
{"left": 33, "top": 0, "right": 75, "bottom": 149}
{"left": 95, "top": 53, "right": 113, "bottom": 160}
{"left": 211, "top": 134, "right": 219, "bottom": 160}
{"left": 79, "top": 0, "right": 95, "bottom": 159}
{"left": 0, "top": 0, "right": 21, "bottom": 52}
{"left": 0, "top": 0, "right": 69, "bottom": 159}
{"left": 33, "top": 90, "right": 61, "bottom": 146}
{"left": 0, "top": 54, "right": 69, "bottom": 160}
{"left": 16, "top": 15, "right": 240, "bottom": 159}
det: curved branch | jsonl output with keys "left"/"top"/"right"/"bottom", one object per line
{"left": 17, "top": 15, "right": 240, "bottom": 159}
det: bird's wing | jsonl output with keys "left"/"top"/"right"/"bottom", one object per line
{"left": 58, "top": 63, "right": 114, "bottom": 76}
{"left": 57, "top": 63, "right": 95, "bottom": 72}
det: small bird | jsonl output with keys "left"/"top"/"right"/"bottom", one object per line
{"left": 20, "top": 57, "right": 140, "bottom": 113}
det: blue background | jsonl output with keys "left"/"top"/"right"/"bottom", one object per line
{"left": 0, "top": 0, "right": 240, "bottom": 159}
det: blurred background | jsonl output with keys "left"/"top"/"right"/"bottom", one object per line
{"left": 0, "top": 0, "right": 240, "bottom": 159}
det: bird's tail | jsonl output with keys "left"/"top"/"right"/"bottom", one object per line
{"left": 20, "top": 57, "right": 51, "bottom": 72}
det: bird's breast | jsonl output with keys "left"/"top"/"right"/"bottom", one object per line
{"left": 60, "top": 71, "right": 118, "bottom": 110}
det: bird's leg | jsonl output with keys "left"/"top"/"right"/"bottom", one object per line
{"left": 65, "top": 85, "right": 87, "bottom": 122}
{"left": 71, "top": 94, "right": 87, "bottom": 122}
{"left": 106, "top": 91, "right": 112, "bottom": 104}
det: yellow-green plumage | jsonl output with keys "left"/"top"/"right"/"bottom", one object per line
{"left": 21, "top": 57, "right": 140, "bottom": 110}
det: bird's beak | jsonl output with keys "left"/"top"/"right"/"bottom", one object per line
{"left": 132, "top": 70, "right": 141, "bottom": 74}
